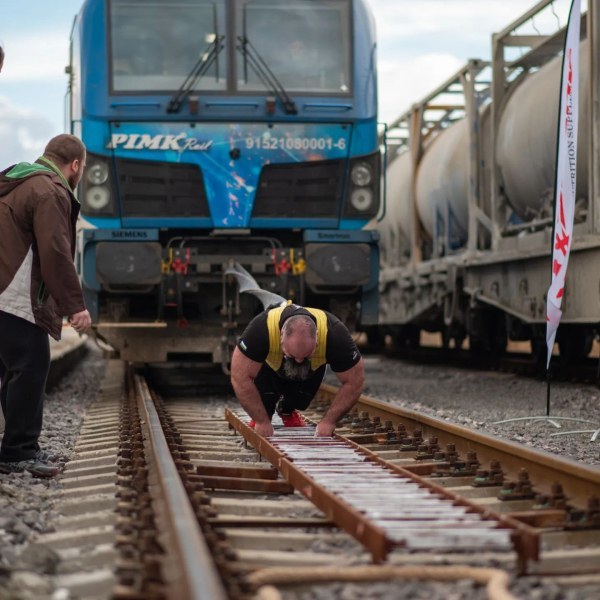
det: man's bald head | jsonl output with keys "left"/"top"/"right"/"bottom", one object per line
{"left": 280, "top": 315, "right": 317, "bottom": 380}
{"left": 281, "top": 315, "right": 317, "bottom": 361}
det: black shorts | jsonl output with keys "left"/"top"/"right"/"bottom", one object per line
{"left": 254, "top": 364, "right": 326, "bottom": 417}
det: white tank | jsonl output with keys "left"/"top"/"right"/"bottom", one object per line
{"left": 381, "top": 42, "right": 588, "bottom": 255}
{"left": 496, "top": 39, "right": 590, "bottom": 220}
{"left": 380, "top": 150, "right": 412, "bottom": 267}
{"left": 415, "top": 119, "right": 469, "bottom": 249}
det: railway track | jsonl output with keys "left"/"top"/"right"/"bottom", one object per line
{"left": 28, "top": 362, "right": 600, "bottom": 599}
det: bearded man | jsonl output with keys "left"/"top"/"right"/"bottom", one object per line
{"left": 0, "top": 134, "right": 91, "bottom": 477}
{"left": 230, "top": 303, "right": 364, "bottom": 437}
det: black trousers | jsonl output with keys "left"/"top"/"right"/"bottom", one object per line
{"left": 254, "top": 364, "right": 326, "bottom": 418}
{"left": 0, "top": 311, "right": 50, "bottom": 461}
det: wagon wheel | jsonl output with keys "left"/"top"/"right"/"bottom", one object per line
{"left": 395, "top": 324, "right": 420, "bottom": 349}
{"left": 469, "top": 312, "right": 506, "bottom": 355}
{"left": 557, "top": 328, "right": 593, "bottom": 366}
{"left": 365, "top": 326, "right": 386, "bottom": 353}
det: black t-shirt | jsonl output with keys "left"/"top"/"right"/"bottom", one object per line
{"left": 237, "top": 305, "right": 361, "bottom": 373}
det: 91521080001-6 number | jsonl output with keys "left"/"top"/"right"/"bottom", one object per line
{"left": 244, "top": 136, "right": 347, "bottom": 151}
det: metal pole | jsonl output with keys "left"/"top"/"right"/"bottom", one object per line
{"left": 590, "top": 0, "right": 600, "bottom": 234}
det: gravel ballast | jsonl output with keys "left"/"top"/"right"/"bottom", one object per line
{"left": 354, "top": 355, "right": 600, "bottom": 467}
{"left": 0, "top": 343, "right": 106, "bottom": 598}
{"left": 314, "top": 353, "right": 600, "bottom": 599}
{"left": 1, "top": 348, "right": 598, "bottom": 600}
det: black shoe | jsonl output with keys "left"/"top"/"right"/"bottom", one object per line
{"left": 0, "top": 458, "right": 60, "bottom": 478}
{"left": 36, "top": 449, "right": 65, "bottom": 463}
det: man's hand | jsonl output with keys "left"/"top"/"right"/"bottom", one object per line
{"left": 69, "top": 309, "right": 92, "bottom": 333}
{"left": 255, "top": 421, "right": 274, "bottom": 437}
{"left": 315, "top": 420, "right": 335, "bottom": 437}
{"left": 315, "top": 359, "right": 365, "bottom": 437}
{"left": 231, "top": 348, "right": 274, "bottom": 436}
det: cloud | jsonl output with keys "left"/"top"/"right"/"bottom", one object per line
{"left": 377, "top": 53, "right": 463, "bottom": 123}
{"left": 1, "top": 32, "right": 70, "bottom": 82}
{"left": 0, "top": 96, "right": 54, "bottom": 166}
{"left": 370, "top": 0, "right": 565, "bottom": 42}
{"left": 367, "top": 0, "right": 551, "bottom": 121}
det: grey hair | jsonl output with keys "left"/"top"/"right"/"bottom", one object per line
{"left": 281, "top": 315, "right": 316, "bottom": 339}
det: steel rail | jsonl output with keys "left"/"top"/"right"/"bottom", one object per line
{"left": 134, "top": 374, "right": 228, "bottom": 600}
{"left": 225, "top": 408, "right": 392, "bottom": 562}
{"left": 225, "top": 408, "right": 538, "bottom": 571}
{"left": 316, "top": 384, "right": 600, "bottom": 509}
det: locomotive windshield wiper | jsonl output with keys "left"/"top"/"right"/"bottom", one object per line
{"left": 236, "top": 36, "right": 297, "bottom": 115}
{"left": 167, "top": 34, "right": 226, "bottom": 114}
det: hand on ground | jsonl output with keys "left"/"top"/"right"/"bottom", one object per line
{"left": 255, "top": 422, "right": 274, "bottom": 437}
{"left": 315, "top": 421, "right": 335, "bottom": 437}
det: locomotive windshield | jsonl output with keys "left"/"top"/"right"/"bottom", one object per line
{"left": 109, "top": 0, "right": 227, "bottom": 93}
{"left": 109, "top": 0, "right": 351, "bottom": 95}
{"left": 235, "top": 0, "right": 352, "bottom": 94}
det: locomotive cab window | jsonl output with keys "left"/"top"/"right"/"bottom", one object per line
{"left": 109, "top": 0, "right": 227, "bottom": 93}
{"left": 235, "top": 0, "right": 352, "bottom": 95}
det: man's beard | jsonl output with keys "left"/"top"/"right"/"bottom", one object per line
{"left": 281, "top": 357, "right": 312, "bottom": 381}
{"left": 68, "top": 173, "right": 80, "bottom": 190}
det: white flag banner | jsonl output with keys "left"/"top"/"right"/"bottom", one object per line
{"left": 546, "top": 0, "right": 581, "bottom": 369}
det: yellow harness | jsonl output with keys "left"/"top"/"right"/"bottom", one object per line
{"left": 265, "top": 305, "right": 328, "bottom": 372}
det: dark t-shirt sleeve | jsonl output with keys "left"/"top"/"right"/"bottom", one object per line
{"left": 237, "top": 312, "right": 270, "bottom": 362}
{"left": 325, "top": 318, "right": 361, "bottom": 372}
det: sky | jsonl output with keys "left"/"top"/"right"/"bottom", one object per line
{"left": 0, "top": 0, "right": 566, "bottom": 166}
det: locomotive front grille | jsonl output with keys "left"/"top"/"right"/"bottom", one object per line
{"left": 252, "top": 159, "right": 344, "bottom": 218}
{"left": 115, "top": 157, "right": 210, "bottom": 218}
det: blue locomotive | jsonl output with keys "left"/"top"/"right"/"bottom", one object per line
{"left": 68, "top": 0, "right": 380, "bottom": 364}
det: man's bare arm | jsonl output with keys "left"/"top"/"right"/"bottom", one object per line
{"left": 315, "top": 358, "right": 365, "bottom": 436}
{"left": 230, "top": 347, "right": 274, "bottom": 436}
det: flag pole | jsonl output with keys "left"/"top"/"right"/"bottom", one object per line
{"left": 495, "top": 0, "right": 589, "bottom": 430}
{"left": 545, "top": 0, "right": 580, "bottom": 397}
{"left": 546, "top": 368, "right": 551, "bottom": 417}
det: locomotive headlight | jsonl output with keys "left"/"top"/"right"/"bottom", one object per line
{"left": 86, "top": 162, "right": 109, "bottom": 185}
{"left": 350, "top": 188, "right": 373, "bottom": 212}
{"left": 344, "top": 152, "right": 380, "bottom": 219}
{"left": 351, "top": 163, "right": 372, "bottom": 187}
{"left": 79, "top": 152, "right": 116, "bottom": 217}
{"left": 86, "top": 186, "right": 111, "bottom": 210}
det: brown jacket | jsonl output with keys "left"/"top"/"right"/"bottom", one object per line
{"left": 0, "top": 160, "right": 85, "bottom": 340}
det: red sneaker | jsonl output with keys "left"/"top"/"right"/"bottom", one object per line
{"left": 279, "top": 410, "right": 306, "bottom": 428}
